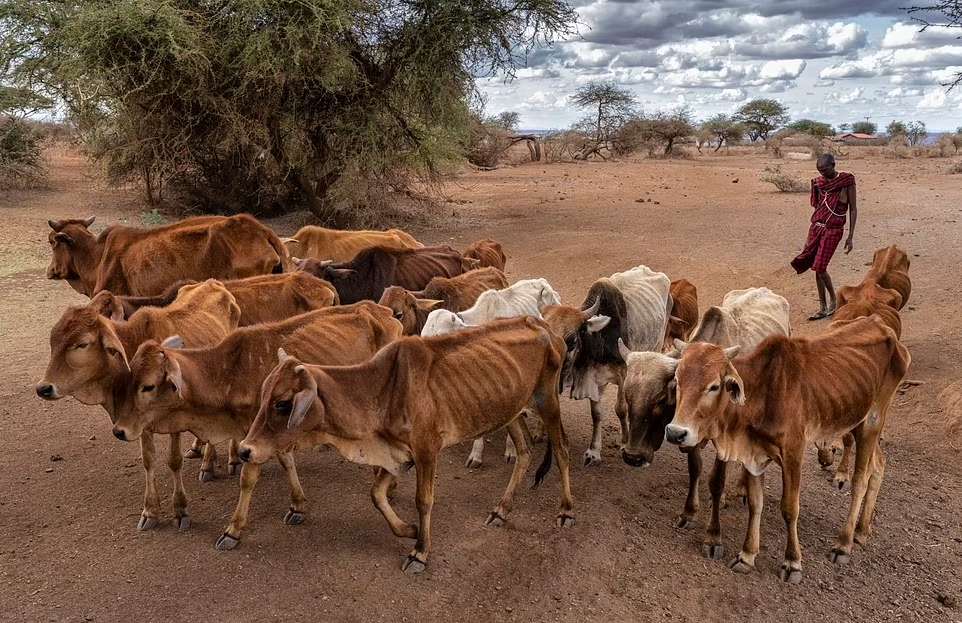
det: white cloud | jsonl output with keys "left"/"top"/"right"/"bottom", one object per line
{"left": 917, "top": 88, "right": 947, "bottom": 109}
{"left": 760, "top": 59, "right": 807, "bottom": 80}
{"left": 881, "top": 22, "right": 962, "bottom": 49}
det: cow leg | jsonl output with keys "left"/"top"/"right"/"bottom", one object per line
{"left": 402, "top": 451, "right": 439, "bottom": 574}
{"left": 779, "top": 450, "right": 804, "bottom": 584}
{"left": 542, "top": 396, "right": 575, "bottom": 527}
{"left": 167, "top": 433, "right": 190, "bottom": 530}
{"left": 702, "top": 458, "right": 728, "bottom": 560}
{"left": 834, "top": 432, "right": 855, "bottom": 490}
{"left": 486, "top": 419, "right": 531, "bottom": 527}
{"left": 274, "top": 451, "right": 308, "bottom": 526}
{"left": 371, "top": 467, "right": 417, "bottom": 539}
{"left": 855, "top": 441, "right": 886, "bottom": 545}
{"left": 584, "top": 399, "right": 604, "bottom": 466}
{"left": 503, "top": 414, "right": 524, "bottom": 463}
{"left": 677, "top": 446, "right": 702, "bottom": 528}
{"left": 831, "top": 421, "right": 879, "bottom": 564}
{"left": 185, "top": 436, "right": 205, "bottom": 459}
{"left": 465, "top": 437, "right": 485, "bottom": 469}
{"left": 730, "top": 471, "right": 764, "bottom": 574}
{"left": 227, "top": 439, "right": 242, "bottom": 476}
{"left": 215, "top": 462, "right": 262, "bottom": 551}
{"left": 138, "top": 433, "right": 161, "bottom": 531}
{"left": 199, "top": 442, "right": 217, "bottom": 482}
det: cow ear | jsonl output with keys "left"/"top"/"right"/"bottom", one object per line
{"left": 48, "top": 219, "right": 64, "bottom": 232}
{"left": 53, "top": 232, "right": 74, "bottom": 245}
{"left": 585, "top": 314, "right": 610, "bottom": 334}
{"left": 82, "top": 216, "right": 96, "bottom": 228}
{"left": 723, "top": 345, "right": 741, "bottom": 360}
{"left": 461, "top": 257, "right": 481, "bottom": 271}
{"left": 90, "top": 291, "right": 125, "bottom": 321}
{"left": 277, "top": 347, "right": 289, "bottom": 363}
{"left": 666, "top": 377, "right": 677, "bottom": 405}
{"left": 163, "top": 354, "right": 186, "bottom": 398}
{"left": 100, "top": 326, "right": 130, "bottom": 371}
{"left": 724, "top": 365, "right": 745, "bottom": 406}
{"left": 161, "top": 335, "right": 184, "bottom": 349}
{"left": 288, "top": 365, "right": 318, "bottom": 429}
{"left": 617, "top": 338, "right": 631, "bottom": 360}
{"left": 416, "top": 298, "right": 445, "bottom": 312}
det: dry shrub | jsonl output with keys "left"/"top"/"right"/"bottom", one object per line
{"left": 0, "top": 118, "right": 46, "bottom": 189}
{"left": 465, "top": 124, "right": 512, "bottom": 169}
{"left": 949, "top": 161, "right": 962, "bottom": 174}
{"left": 884, "top": 135, "right": 912, "bottom": 159}
{"left": 648, "top": 145, "right": 693, "bottom": 159}
{"left": 928, "top": 135, "right": 956, "bottom": 158}
{"left": 761, "top": 165, "right": 808, "bottom": 192}
{"left": 541, "top": 130, "right": 583, "bottom": 163}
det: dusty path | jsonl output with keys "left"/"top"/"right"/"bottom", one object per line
{"left": 1, "top": 149, "right": 960, "bottom": 622}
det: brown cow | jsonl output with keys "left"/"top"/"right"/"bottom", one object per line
{"left": 298, "top": 245, "right": 476, "bottom": 304}
{"left": 36, "top": 280, "right": 241, "bottom": 530}
{"left": 117, "top": 272, "right": 339, "bottom": 326}
{"left": 109, "top": 303, "right": 402, "bottom": 534}
{"left": 838, "top": 245, "right": 911, "bottom": 310}
{"left": 665, "top": 279, "right": 698, "bottom": 350}
{"left": 463, "top": 239, "right": 507, "bottom": 271}
{"left": 283, "top": 226, "right": 422, "bottom": 262}
{"left": 377, "top": 267, "right": 508, "bottom": 335}
{"left": 236, "top": 316, "right": 572, "bottom": 573}
{"left": 664, "top": 316, "right": 909, "bottom": 583}
{"left": 46, "top": 214, "right": 290, "bottom": 297}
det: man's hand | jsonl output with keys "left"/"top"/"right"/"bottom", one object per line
{"left": 844, "top": 238, "right": 854, "bottom": 254}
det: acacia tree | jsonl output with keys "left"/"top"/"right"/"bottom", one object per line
{"left": 907, "top": 120, "right": 928, "bottom": 145}
{"left": 698, "top": 114, "right": 745, "bottom": 151}
{"left": 887, "top": 120, "right": 908, "bottom": 137}
{"left": 0, "top": 0, "right": 576, "bottom": 220}
{"left": 787, "top": 119, "right": 834, "bottom": 138}
{"left": 851, "top": 121, "right": 878, "bottom": 135}
{"left": 906, "top": 2, "right": 962, "bottom": 89}
{"left": 570, "top": 81, "right": 637, "bottom": 154}
{"left": 734, "top": 98, "right": 789, "bottom": 141}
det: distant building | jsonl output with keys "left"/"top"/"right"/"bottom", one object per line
{"left": 834, "top": 132, "right": 884, "bottom": 145}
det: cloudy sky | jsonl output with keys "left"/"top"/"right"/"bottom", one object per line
{"left": 480, "top": 1, "right": 962, "bottom": 131}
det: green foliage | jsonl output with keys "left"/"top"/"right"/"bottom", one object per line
{"left": 887, "top": 120, "right": 908, "bottom": 137}
{"left": 850, "top": 121, "right": 877, "bottom": 135}
{"left": 0, "top": 85, "right": 53, "bottom": 188}
{"left": 733, "top": 98, "right": 789, "bottom": 142}
{"left": 698, "top": 114, "right": 745, "bottom": 151}
{"left": 787, "top": 119, "right": 834, "bottom": 137}
{"left": 0, "top": 0, "right": 575, "bottom": 220}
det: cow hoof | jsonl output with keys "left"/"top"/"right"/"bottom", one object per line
{"left": 583, "top": 449, "right": 602, "bottom": 467}
{"left": 198, "top": 469, "right": 215, "bottom": 483}
{"left": 227, "top": 463, "right": 241, "bottom": 476}
{"left": 484, "top": 512, "right": 506, "bottom": 527}
{"left": 780, "top": 561, "right": 803, "bottom": 584}
{"left": 504, "top": 453, "right": 516, "bottom": 464}
{"left": 675, "top": 515, "right": 695, "bottom": 529}
{"left": 137, "top": 514, "right": 158, "bottom": 531}
{"left": 702, "top": 543, "right": 724, "bottom": 560}
{"left": 214, "top": 533, "right": 240, "bottom": 551}
{"left": 728, "top": 555, "right": 754, "bottom": 574}
{"left": 283, "top": 510, "right": 305, "bottom": 526}
{"left": 184, "top": 448, "right": 203, "bottom": 459}
{"left": 834, "top": 475, "right": 849, "bottom": 491}
{"left": 402, "top": 554, "right": 427, "bottom": 575}
{"left": 829, "top": 548, "right": 850, "bottom": 565}
{"left": 557, "top": 513, "right": 576, "bottom": 528}
{"left": 464, "top": 456, "right": 482, "bottom": 469}
{"left": 176, "top": 515, "right": 191, "bottom": 531}
{"left": 854, "top": 528, "right": 872, "bottom": 545}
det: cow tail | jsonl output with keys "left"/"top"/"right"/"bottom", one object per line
{"left": 533, "top": 440, "right": 553, "bottom": 488}
{"left": 266, "top": 230, "right": 290, "bottom": 273}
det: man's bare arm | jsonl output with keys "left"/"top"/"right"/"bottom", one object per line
{"left": 845, "top": 185, "right": 857, "bottom": 253}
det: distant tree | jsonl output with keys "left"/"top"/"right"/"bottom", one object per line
{"left": 838, "top": 123, "right": 852, "bottom": 133}
{"left": 0, "top": 85, "right": 52, "bottom": 187}
{"left": 907, "top": 120, "right": 928, "bottom": 146}
{"left": 886, "top": 120, "right": 908, "bottom": 137}
{"left": 733, "top": 99, "right": 789, "bottom": 141}
{"left": 851, "top": 121, "right": 878, "bottom": 135}
{"left": 905, "top": 2, "right": 962, "bottom": 89}
{"left": 644, "top": 108, "right": 696, "bottom": 155}
{"left": 570, "top": 81, "right": 638, "bottom": 146}
{"left": 787, "top": 119, "right": 834, "bottom": 137}
{"left": 489, "top": 112, "right": 521, "bottom": 132}
{"left": 699, "top": 114, "right": 746, "bottom": 151}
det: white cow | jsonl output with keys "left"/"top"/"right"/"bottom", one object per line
{"left": 419, "top": 278, "right": 561, "bottom": 468}
{"left": 687, "top": 287, "right": 791, "bottom": 351}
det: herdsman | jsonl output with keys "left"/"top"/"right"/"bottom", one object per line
{"left": 791, "top": 154, "right": 857, "bottom": 320}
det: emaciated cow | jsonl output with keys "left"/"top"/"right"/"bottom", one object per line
{"left": 664, "top": 316, "right": 909, "bottom": 583}
{"left": 463, "top": 239, "right": 507, "bottom": 271}
{"left": 665, "top": 279, "right": 698, "bottom": 350}
{"left": 46, "top": 215, "right": 289, "bottom": 297}
{"left": 838, "top": 245, "right": 911, "bottom": 310}
{"left": 282, "top": 226, "right": 422, "bottom": 262}
{"left": 237, "top": 316, "right": 572, "bottom": 573}
{"left": 110, "top": 303, "right": 402, "bottom": 537}
{"left": 36, "top": 280, "right": 241, "bottom": 529}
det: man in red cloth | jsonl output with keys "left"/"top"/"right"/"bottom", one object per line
{"left": 791, "top": 154, "right": 857, "bottom": 320}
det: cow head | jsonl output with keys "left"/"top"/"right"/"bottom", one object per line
{"left": 665, "top": 341, "right": 743, "bottom": 448}
{"left": 568, "top": 283, "right": 624, "bottom": 402}
{"left": 460, "top": 257, "right": 482, "bottom": 272}
{"left": 541, "top": 301, "right": 610, "bottom": 393}
{"left": 37, "top": 291, "right": 130, "bottom": 405}
{"left": 239, "top": 349, "right": 323, "bottom": 464}
{"left": 420, "top": 309, "right": 469, "bottom": 336}
{"left": 620, "top": 341, "right": 679, "bottom": 467}
{"left": 46, "top": 216, "right": 96, "bottom": 286}
{"left": 838, "top": 283, "right": 902, "bottom": 310}
{"left": 111, "top": 337, "right": 187, "bottom": 442}
{"left": 377, "top": 286, "right": 443, "bottom": 335}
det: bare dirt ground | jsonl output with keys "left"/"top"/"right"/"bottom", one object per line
{"left": 1, "top": 147, "right": 961, "bottom": 622}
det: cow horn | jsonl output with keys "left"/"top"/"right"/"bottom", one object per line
{"left": 723, "top": 345, "right": 741, "bottom": 360}
{"left": 277, "top": 347, "right": 289, "bottom": 362}
{"left": 583, "top": 298, "right": 601, "bottom": 318}
{"left": 673, "top": 339, "right": 689, "bottom": 353}
{"left": 618, "top": 338, "right": 631, "bottom": 360}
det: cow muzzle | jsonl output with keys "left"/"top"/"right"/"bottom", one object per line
{"left": 35, "top": 382, "right": 60, "bottom": 400}
{"left": 621, "top": 449, "right": 651, "bottom": 468}
{"left": 665, "top": 424, "right": 693, "bottom": 446}
{"left": 112, "top": 426, "right": 134, "bottom": 442}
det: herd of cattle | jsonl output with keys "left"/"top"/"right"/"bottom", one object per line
{"left": 36, "top": 214, "right": 912, "bottom": 581}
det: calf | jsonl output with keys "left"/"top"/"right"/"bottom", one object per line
{"left": 420, "top": 278, "right": 561, "bottom": 337}
{"left": 298, "top": 245, "right": 473, "bottom": 304}
{"left": 838, "top": 245, "right": 911, "bottom": 310}
{"left": 283, "top": 225, "right": 422, "bottom": 262}
{"left": 664, "top": 316, "right": 909, "bottom": 583}
{"left": 377, "top": 267, "right": 507, "bottom": 335}
{"left": 118, "top": 272, "right": 339, "bottom": 326}
{"left": 237, "top": 317, "right": 572, "bottom": 573}
{"left": 463, "top": 239, "right": 507, "bottom": 270}
{"left": 568, "top": 265, "right": 671, "bottom": 466}
{"left": 46, "top": 214, "right": 289, "bottom": 297}
{"left": 36, "top": 280, "right": 240, "bottom": 529}
{"left": 110, "top": 303, "right": 402, "bottom": 536}
{"left": 665, "top": 279, "right": 698, "bottom": 350}
{"left": 621, "top": 287, "right": 790, "bottom": 543}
